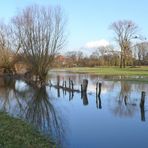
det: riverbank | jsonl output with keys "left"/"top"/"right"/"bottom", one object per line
{"left": 55, "top": 66, "right": 148, "bottom": 76}
{"left": 51, "top": 66, "right": 148, "bottom": 82}
{"left": 0, "top": 112, "right": 54, "bottom": 148}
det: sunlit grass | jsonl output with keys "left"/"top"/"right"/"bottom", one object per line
{"left": 0, "top": 112, "right": 54, "bottom": 148}
{"left": 64, "top": 66, "right": 148, "bottom": 76}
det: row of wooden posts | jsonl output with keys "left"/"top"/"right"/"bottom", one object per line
{"left": 52, "top": 77, "right": 102, "bottom": 107}
{"left": 55, "top": 77, "right": 102, "bottom": 97}
{"left": 52, "top": 76, "right": 146, "bottom": 120}
{"left": 55, "top": 76, "right": 146, "bottom": 106}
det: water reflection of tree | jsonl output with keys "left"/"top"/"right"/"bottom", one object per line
{"left": 111, "top": 81, "right": 138, "bottom": 118}
{"left": 0, "top": 76, "right": 15, "bottom": 111}
{"left": 0, "top": 78, "right": 65, "bottom": 147}
{"left": 25, "top": 86, "right": 64, "bottom": 146}
{"left": 118, "top": 81, "right": 131, "bottom": 102}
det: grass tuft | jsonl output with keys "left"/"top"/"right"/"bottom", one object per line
{"left": 0, "top": 112, "right": 55, "bottom": 148}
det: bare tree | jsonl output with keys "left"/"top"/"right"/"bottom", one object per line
{"left": 97, "top": 45, "right": 120, "bottom": 66}
{"left": 65, "top": 51, "right": 77, "bottom": 62}
{"left": 12, "top": 5, "right": 66, "bottom": 83}
{"left": 110, "top": 20, "right": 139, "bottom": 68}
{"left": 90, "top": 50, "right": 100, "bottom": 60}
{"left": 0, "top": 22, "right": 15, "bottom": 74}
{"left": 135, "top": 42, "right": 148, "bottom": 65}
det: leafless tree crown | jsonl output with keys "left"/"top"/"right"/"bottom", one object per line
{"left": 110, "top": 20, "right": 139, "bottom": 68}
{"left": 12, "top": 5, "right": 66, "bottom": 80}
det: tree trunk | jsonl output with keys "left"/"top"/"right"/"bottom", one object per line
{"left": 123, "top": 58, "right": 125, "bottom": 68}
{"left": 120, "top": 52, "right": 123, "bottom": 68}
{"left": 123, "top": 48, "right": 126, "bottom": 68}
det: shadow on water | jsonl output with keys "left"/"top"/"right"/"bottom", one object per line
{"left": 81, "top": 91, "right": 89, "bottom": 105}
{"left": 0, "top": 76, "right": 65, "bottom": 147}
{"left": 96, "top": 95, "right": 102, "bottom": 109}
{"left": 107, "top": 81, "right": 138, "bottom": 117}
{"left": 110, "top": 81, "right": 137, "bottom": 117}
{"left": 106, "top": 80, "right": 147, "bottom": 122}
{"left": 25, "top": 86, "right": 65, "bottom": 146}
{"left": 0, "top": 76, "right": 16, "bottom": 112}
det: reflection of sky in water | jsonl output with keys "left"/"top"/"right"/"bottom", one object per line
{"left": 0, "top": 73, "right": 148, "bottom": 148}
{"left": 15, "top": 80, "right": 29, "bottom": 91}
{"left": 49, "top": 73, "right": 148, "bottom": 148}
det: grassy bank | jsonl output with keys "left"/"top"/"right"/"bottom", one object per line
{"left": 63, "top": 66, "right": 148, "bottom": 76}
{"left": 0, "top": 112, "right": 54, "bottom": 148}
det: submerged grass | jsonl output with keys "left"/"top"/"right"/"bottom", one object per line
{"left": 0, "top": 112, "right": 55, "bottom": 148}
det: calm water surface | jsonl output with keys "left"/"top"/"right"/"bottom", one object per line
{"left": 0, "top": 72, "right": 148, "bottom": 148}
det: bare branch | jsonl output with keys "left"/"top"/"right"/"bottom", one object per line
{"left": 12, "top": 5, "right": 66, "bottom": 82}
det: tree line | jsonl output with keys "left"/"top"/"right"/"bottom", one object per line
{"left": 54, "top": 41, "right": 148, "bottom": 68}
{"left": 54, "top": 20, "right": 148, "bottom": 68}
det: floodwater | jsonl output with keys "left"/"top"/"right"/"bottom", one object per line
{"left": 0, "top": 72, "right": 148, "bottom": 148}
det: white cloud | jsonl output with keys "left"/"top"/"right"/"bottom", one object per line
{"left": 85, "top": 39, "right": 110, "bottom": 49}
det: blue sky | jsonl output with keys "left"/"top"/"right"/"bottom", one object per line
{"left": 0, "top": 0, "right": 148, "bottom": 52}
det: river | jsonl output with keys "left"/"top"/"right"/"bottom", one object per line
{"left": 0, "top": 72, "right": 148, "bottom": 148}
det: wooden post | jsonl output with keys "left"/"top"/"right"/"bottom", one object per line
{"left": 96, "top": 82, "right": 102, "bottom": 109}
{"left": 64, "top": 81, "right": 67, "bottom": 95}
{"left": 82, "top": 92, "right": 88, "bottom": 105}
{"left": 98, "top": 96, "right": 102, "bottom": 109}
{"left": 140, "top": 91, "right": 146, "bottom": 121}
{"left": 57, "top": 75, "right": 60, "bottom": 87}
{"left": 72, "top": 91, "right": 74, "bottom": 98}
{"left": 98, "top": 83, "right": 102, "bottom": 96}
{"left": 96, "top": 90, "right": 102, "bottom": 109}
{"left": 69, "top": 78, "right": 71, "bottom": 89}
{"left": 57, "top": 87, "right": 60, "bottom": 98}
{"left": 64, "top": 81, "right": 67, "bottom": 88}
{"left": 81, "top": 84, "right": 83, "bottom": 99}
{"left": 82, "top": 79, "right": 88, "bottom": 93}
{"left": 71, "top": 80, "right": 74, "bottom": 90}
{"left": 80, "top": 79, "right": 88, "bottom": 105}
{"left": 140, "top": 91, "right": 145, "bottom": 106}
{"left": 124, "top": 96, "right": 128, "bottom": 106}
{"left": 71, "top": 80, "right": 74, "bottom": 98}
{"left": 96, "top": 82, "right": 102, "bottom": 96}
{"left": 62, "top": 80, "right": 64, "bottom": 87}
{"left": 81, "top": 84, "right": 83, "bottom": 92}
{"left": 96, "top": 82, "right": 99, "bottom": 96}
